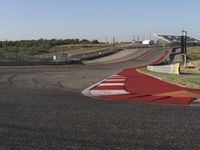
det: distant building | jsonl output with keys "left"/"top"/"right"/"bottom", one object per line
{"left": 142, "top": 40, "right": 155, "bottom": 45}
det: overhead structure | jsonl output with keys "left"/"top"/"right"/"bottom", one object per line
{"left": 154, "top": 34, "right": 200, "bottom": 45}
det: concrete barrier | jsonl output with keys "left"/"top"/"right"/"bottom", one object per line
{"left": 147, "top": 63, "right": 180, "bottom": 74}
{"left": 76, "top": 48, "right": 122, "bottom": 60}
{"left": 0, "top": 59, "right": 81, "bottom": 66}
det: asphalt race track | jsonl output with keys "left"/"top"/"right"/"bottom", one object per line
{"left": 0, "top": 49, "right": 200, "bottom": 150}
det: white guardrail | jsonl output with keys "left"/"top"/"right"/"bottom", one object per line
{"left": 147, "top": 63, "right": 180, "bottom": 75}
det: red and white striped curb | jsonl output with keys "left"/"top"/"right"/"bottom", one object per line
{"left": 82, "top": 74, "right": 130, "bottom": 97}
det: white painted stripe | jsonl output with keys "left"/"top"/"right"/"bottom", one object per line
{"left": 82, "top": 74, "right": 129, "bottom": 97}
{"left": 106, "top": 79, "right": 125, "bottom": 82}
{"left": 111, "top": 75, "right": 124, "bottom": 77}
{"left": 111, "top": 74, "right": 120, "bottom": 77}
{"left": 99, "top": 83, "right": 125, "bottom": 86}
{"left": 191, "top": 99, "right": 200, "bottom": 104}
{"left": 108, "top": 77, "right": 126, "bottom": 79}
{"left": 90, "top": 90, "right": 129, "bottom": 96}
{"left": 82, "top": 77, "right": 109, "bottom": 97}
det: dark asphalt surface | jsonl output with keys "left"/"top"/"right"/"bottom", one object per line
{"left": 0, "top": 49, "right": 200, "bottom": 150}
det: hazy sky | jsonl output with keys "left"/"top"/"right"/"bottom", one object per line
{"left": 0, "top": 0, "right": 199, "bottom": 41}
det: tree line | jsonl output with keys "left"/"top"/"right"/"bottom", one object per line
{"left": 0, "top": 39, "right": 101, "bottom": 55}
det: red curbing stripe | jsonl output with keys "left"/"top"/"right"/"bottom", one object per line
{"left": 93, "top": 86, "right": 125, "bottom": 90}
{"left": 151, "top": 97, "right": 194, "bottom": 105}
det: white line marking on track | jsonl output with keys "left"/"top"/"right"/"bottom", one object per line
{"left": 106, "top": 79, "right": 126, "bottom": 82}
{"left": 191, "top": 99, "right": 200, "bottom": 104}
{"left": 111, "top": 74, "right": 121, "bottom": 77}
{"left": 82, "top": 74, "right": 128, "bottom": 97}
{"left": 109, "top": 76, "right": 126, "bottom": 79}
{"left": 98, "top": 83, "right": 125, "bottom": 86}
{"left": 90, "top": 90, "right": 129, "bottom": 96}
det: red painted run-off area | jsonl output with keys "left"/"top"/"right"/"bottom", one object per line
{"left": 85, "top": 48, "right": 200, "bottom": 105}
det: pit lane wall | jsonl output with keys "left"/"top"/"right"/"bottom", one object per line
{"left": 147, "top": 63, "right": 180, "bottom": 75}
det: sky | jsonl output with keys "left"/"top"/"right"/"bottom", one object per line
{"left": 0, "top": 0, "right": 200, "bottom": 41}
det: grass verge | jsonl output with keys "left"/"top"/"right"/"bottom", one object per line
{"left": 138, "top": 67, "right": 200, "bottom": 89}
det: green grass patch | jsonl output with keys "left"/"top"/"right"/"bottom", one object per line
{"left": 138, "top": 67, "right": 200, "bottom": 89}
{"left": 188, "top": 47, "right": 200, "bottom": 61}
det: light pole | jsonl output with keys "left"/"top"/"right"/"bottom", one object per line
{"left": 163, "top": 44, "right": 167, "bottom": 64}
{"left": 5, "top": 39, "right": 8, "bottom": 51}
{"left": 181, "top": 30, "right": 187, "bottom": 68}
